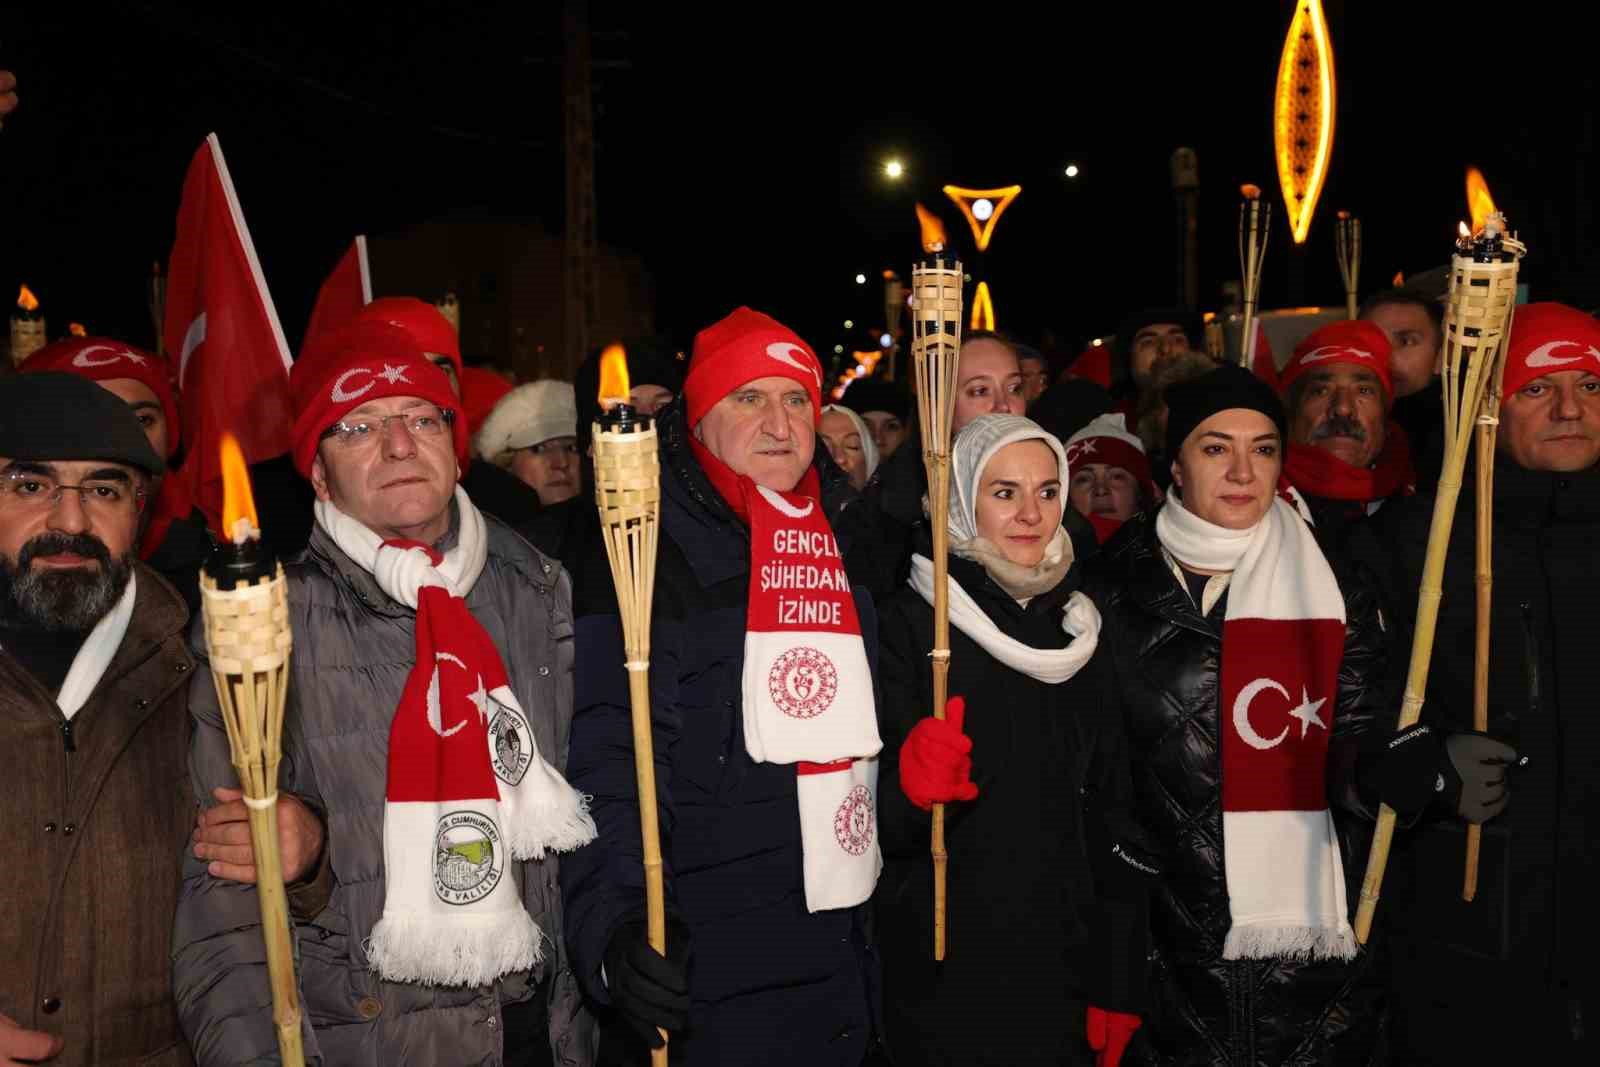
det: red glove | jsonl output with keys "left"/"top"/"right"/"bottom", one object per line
{"left": 1086, "top": 1006, "right": 1141, "bottom": 1067}
{"left": 898, "top": 696, "right": 978, "bottom": 811}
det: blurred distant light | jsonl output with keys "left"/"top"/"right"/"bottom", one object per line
{"left": 1090, "top": 337, "right": 1104, "bottom": 347}
{"left": 854, "top": 273, "right": 868, "bottom": 285}
{"left": 879, "top": 332, "right": 893, "bottom": 348}
{"left": 971, "top": 198, "right": 994, "bottom": 221}
{"left": 1065, "top": 164, "right": 1080, "bottom": 178}
{"left": 844, "top": 319, "right": 855, "bottom": 329}
{"left": 833, "top": 344, "right": 845, "bottom": 354}
{"left": 883, "top": 159, "right": 905, "bottom": 179}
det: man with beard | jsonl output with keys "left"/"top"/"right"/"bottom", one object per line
{"left": 0, "top": 373, "right": 196, "bottom": 1065}
{"left": 1111, "top": 308, "right": 1205, "bottom": 416}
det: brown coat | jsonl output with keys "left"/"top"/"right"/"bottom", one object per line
{"left": 0, "top": 564, "right": 196, "bottom": 1066}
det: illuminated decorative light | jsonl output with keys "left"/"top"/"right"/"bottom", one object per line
{"left": 854, "top": 273, "right": 867, "bottom": 285}
{"left": 971, "top": 198, "right": 994, "bottom": 221}
{"left": 844, "top": 320, "right": 854, "bottom": 329}
{"left": 833, "top": 344, "right": 844, "bottom": 354}
{"left": 1064, "top": 164, "right": 1080, "bottom": 178}
{"left": 879, "top": 332, "right": 893, "bottom": 348}
{"left": 884, "top": 159, "right": 905, "bottom": 179}
{"left": 1090, "top": 338, "right": 1104, "bottom": 347}
{"left": 1273, "top": 0, "right": 1336, "bottom": 244}
{"left": 969, "top": 281, "right": 996, "bottom": 331}
{"left": 943, "top": 184, "right": 1023, "bottom": 252}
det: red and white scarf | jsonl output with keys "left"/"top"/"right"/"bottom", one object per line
{"left": 315, "top": 489, "right": 596, "bottom": 986}
{"left": 691, "top": 437, "right": 883, "bottom": 912}
{"left": 1155, "top": 492, "right": 1357, "bottom": 961}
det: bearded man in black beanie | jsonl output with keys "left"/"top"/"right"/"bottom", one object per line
{"left": 0, "top": 373, "right": 198, "bottom": 1065}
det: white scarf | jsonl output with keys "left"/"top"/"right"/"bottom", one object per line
{"left": 1156, "top": 493, "right": 1357, "bottom": 961}
{"left": 57, "top": 572, "right": 138, "bottom": 720}
{"left": 908, "top": 553, "right": 1100, "bottom": 684}
{"left": 315, "top": 487, "right": 595, "bottom": 985}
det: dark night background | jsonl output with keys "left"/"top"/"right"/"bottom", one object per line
{"left": 0, "top": 2, "right": 1593, "bottom": 378}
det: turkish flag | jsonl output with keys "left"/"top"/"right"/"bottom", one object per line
{"left": 163, "top": 134, "right": 294, "bottom": 535}
{"left": 1248, "top": 319, "right": 1280, "bottom": 392}
{"left": 304, "top": 236, "right": 372, "bottom": 349}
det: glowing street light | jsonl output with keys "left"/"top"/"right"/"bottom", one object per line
{"left": 971, "top": 198, "right": 994, "bottom": 221}
{"left": 854, "top": 273, "right": 868, "bottom": 285}
{"left": 844, "top": 319, "right": 854, "bottom": 330}
{"left": 883, "top": 158, "right": 905, "bottom": 180}
{"left": 1064, "top": 164, "right": 1081, "bottom": 178}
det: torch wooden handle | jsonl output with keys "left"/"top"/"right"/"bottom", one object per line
{"left": 627, "top": 665, "right": 670, "bottom": 1066}
{"left": 239, "top": 790, "right": 306, "bottom": 1067}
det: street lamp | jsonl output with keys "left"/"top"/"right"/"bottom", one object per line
{"left": 883, "top": 158, "right": 905, "bottom": 180}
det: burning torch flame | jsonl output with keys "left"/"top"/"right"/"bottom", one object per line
{"left": 598, "top": 343, "right": 630, "bottom": 411}
{"left": 1336, "top": 209, "right": 1351, "bottom": 221}
{"left": 219, "top": 433, "right": 261, "bottom": 546}
{"left": 1240, "top": 184, "right": 1262, "bottom": 201}
{"left": 1466, "top": 167, "right": 1497, "bottom": 235}
{"left": 16, "top": 285, "right": 39, "bottom": 313}
{"left": 915, "top": 203, "right": 948, "bottom": 255}
{"left": 1392, "top": 271, "right": 1406, "bottom": 287}
{"left": 68, "top": 323, "right": 87, "bottom": 337}
{"left": 1458, "top": 221, "right": 1472, "bottom": 241}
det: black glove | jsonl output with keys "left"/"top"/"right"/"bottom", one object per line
{"left": 602, "top": 921, "right": 691, "bottom": 1050}
{"left": 1363, "top": 724, "right": 1520, "bottom": 821}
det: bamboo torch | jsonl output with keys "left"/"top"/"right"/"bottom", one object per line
{"left": 910, "top": 241, "right": 963, "bottom": 960}
{"left": 1335, "top": 211, "right": 1362, "bottom": 319}
{"left": 10, "top": 284, "right": 45, "bottom": 368}
{"left": 201, "top": 435, "right": 304, "bottom": 1066}
{"left": 1353, "top": 214, "right": 1524, "bottom": 942}
{"left": 1237, "top": 184, "right": 1271, "bottom": 368}
{"left": 590, "top": 344, "right": 669, "bottom": 1066}
{"left": 148, "top": 262, "right": 168, "bottom": 358}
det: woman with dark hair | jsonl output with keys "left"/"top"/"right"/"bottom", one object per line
{"left": 1085, "top": 365, "right": 1402, "bottom": 1064}
{"left": 877, "top": 414, "right": 1154, "bottom": 1067}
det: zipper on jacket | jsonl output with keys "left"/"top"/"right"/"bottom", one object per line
{"left": 59, "top": 719, "right": 76, "bottom": 752}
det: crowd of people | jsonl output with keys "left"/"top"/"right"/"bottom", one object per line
{"left": 2, "top": 65, "right": 1596, "bottom": 1067}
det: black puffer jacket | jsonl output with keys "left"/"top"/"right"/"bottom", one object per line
{"left": 1085, "top": 512, "right": 1392, "bottom": 1066}
{"left": 876, "top": 551, "right": 1148, "bottom": 1067}
{"left": 1379, "top": 455, "right": 1600, "bottom": 1062}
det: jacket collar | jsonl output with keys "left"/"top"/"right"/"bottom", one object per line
{"left": 1111, "top": 513, "right": 1220, "bottom": 638}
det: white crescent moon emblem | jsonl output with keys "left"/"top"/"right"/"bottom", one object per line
{"left": 71, "top": 344, "right": 144, "bottom": 368}
{"left": 765, "top": 341, "right": 821, "bottom": 387}
{"left": 331, "top": 367, "right": 377, "bottom": 404}
{"left": 1523, "top": 340, "right": 1593, "bottom": 368}
{"left": 1233, "top": 677, "right": 1290, "bottom": 751}
{"left": 1299, "top": 344, "right": 1371, "bottom": 365}
{"left": 755, "top": 484, "right": 815, "bottom": 518}
{"left": 426, "top": 651, "right": 469, "bottom": 737}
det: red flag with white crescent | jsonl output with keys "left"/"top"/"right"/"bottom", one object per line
{"left": 163, "top": 134, "right": 294, "bottom": 535}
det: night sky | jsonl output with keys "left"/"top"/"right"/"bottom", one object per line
{"left": 2, "top": 3, "right": 1594, "bottom": 370}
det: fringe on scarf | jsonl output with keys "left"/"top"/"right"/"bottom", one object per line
{"left": 1222, "top": 922, "right": 1359, "bottom": 963}
{"left": 504, "top": 769, "right": 597, "bottom": 861}
{"left": 367, "top": 909, "right": 543, "bottom": 987}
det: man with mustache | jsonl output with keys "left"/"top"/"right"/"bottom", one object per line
{"left": 1280, "top": 320, "right": 1416, "bottom": 550}
{"left": 0, "top": 373, "right": 196, "bottom": 1065}
{"left": 1384, "top": 303, "right": 1600, "bottom": 1063}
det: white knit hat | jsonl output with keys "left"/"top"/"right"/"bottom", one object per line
{"left": 473, "top": 380, "right": 578, "bottom": 460}
{"left": 820, "top": 404, "right": 881, "bottom": 481}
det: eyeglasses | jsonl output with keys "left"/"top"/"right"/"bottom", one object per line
{"left": 321, "top": 405, "right": 455, "bottom": 448}
{"left": 0, "top": 471, "right": 144, "bottom": 517}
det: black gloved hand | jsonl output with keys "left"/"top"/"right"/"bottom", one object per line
{"left": 1363, "top": 723, "right": 1520, "bottom": 821}
{"left": 602, "top": 921, "right": 691, "bottom": 1050}
{"left": 1443, "top": 731, "right": 1520, "bottom": 823}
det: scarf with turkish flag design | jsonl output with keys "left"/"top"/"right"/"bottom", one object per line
{"left": 689, "top": 434, "right": 884, "bottom": 912}
{"left": 314, "top": 488, "right": 595, "bottom": 986}
{"left": 1155, "top": 492, "right": 1358, "bottom": 961}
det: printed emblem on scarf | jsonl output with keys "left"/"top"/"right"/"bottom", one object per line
{"left": 768, "top": 646, "right": 838, "bottom": 718}
{"left": 833, "top": 784, "right": 874, "bottom": 855}
{"left": 433, "top": 810, "right": 505, "bottom": 905}
{"left": 489, "top": 702, "right": 533, "bottom": 786}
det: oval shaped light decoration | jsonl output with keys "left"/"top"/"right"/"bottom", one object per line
{"left": 1274, "top": 0, "right": 1336, "bottom": 245}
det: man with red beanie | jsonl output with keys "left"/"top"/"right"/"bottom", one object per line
{"left": 22, "top": 337, "right": 213, "bottom": 612}
{"left": 353, "top": 296, "right": 541, "bottom": 530}
{"left": 562, "top": 307, "right": 886, "bottom": 1065}
{"left": 1381, "top": 302, "right": 1598, "bottom": 1063}
{"left": 173, "top": 318, "right": 596, "bottom": 1065}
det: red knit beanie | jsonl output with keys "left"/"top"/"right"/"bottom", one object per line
{"left": 289, "top": 319, "right": 466, "bottom": 478}
{"left": 1280, "top": 320, "right": 1394, "bottom": 403}
{"left": 354, "top": 297, "right": 463, "bottom": 382}
{"left": 1501, "top": 302, "right": 1600, "bottom": 402}
{"left": 23, "top": 337, "right": 181, "bottom": 456}
{"left": 683, "top": 307, "right": 822, "bottom": 427}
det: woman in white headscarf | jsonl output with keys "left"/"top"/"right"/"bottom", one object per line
{"left": 875, "top": 413, "right": 1155, "bottom": 1067}
{"left": 819, "top": 403, "right": 880, "bottom": 491}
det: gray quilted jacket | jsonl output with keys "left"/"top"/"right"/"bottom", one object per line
{"left": 172, "top": 510, "right": 594, "bottom": 1066}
